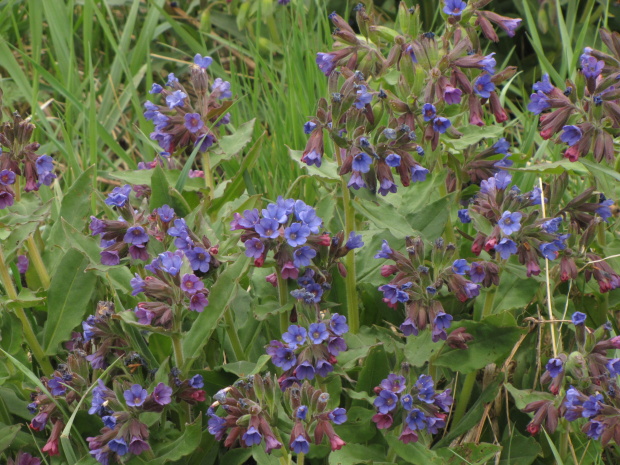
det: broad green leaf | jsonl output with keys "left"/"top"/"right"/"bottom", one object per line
{"left": 355, "top": 345, "right": 390, "bottom": 397}
{"left": 130, "top": 417, "right": 202, "bottom": 464}
{"left": 106, "top": 169, "right": 205, "bottom": 192}
{"left": 498, "top": 429, "right": 541, "bottom": 465}
{"left": 404, "top": 194, "right": 454, "bottom": 240}
{"left": 0, "top": 288, "right": 45, "bottom": 310}
{"left": 182, "top": 256, "right": 251, "bottom": 368}
{"left": 329, "top": 443, "right": 392, "bottom": 465}
{"left": 447, "top": 125, "right": 505, "bottom": 150}
{"left": 149, "top": 165, "right": 172, "bottom": 211}
{"left": 221, "top": 354, "right": 270, "bottom": 377}
{"left": 353, "top": 200, "right": 417, "bottom": 239}
{"left": 0, "top": 424, "right": 20, "bottom": 453}
{"left": 218, "top": 118, "right": 256, "bottom": 158}
{"left": 404, "top": 330, "right": 445, "bottom": 367}
{"left": 436, "top": 442, "right": 502, "bottom": 464}
{"left": 43, "top": 248, "right": 97, "bottom": 355}
{"left": 385, "top": 436, "right": 443, "bottom": 464}
{"left": 335, "top": 406, "right": 378, "bottom": 443}
{"left": 504, "top": 383, "right": 555, "bottom": 410}
{"left": 516, "top": 160, "right": 587, "bottom": 175}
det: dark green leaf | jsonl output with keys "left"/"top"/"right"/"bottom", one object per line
{"left": 218, "top": 118, "right": 256, "bottom": 158}
{"left": 404, "top": 330, "right": 444, "bottom": 367}
{"left": 356, "top": 345, "right": 390, "bottom": 396}
{"left": 149, "top": 165, "right": 172, "bottom": 210}
{"left": 498, "top": 429, "right": 541, "bottom": 465}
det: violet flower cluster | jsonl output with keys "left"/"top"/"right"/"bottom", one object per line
{"left": 304, "top": 4, "right": 520, "bottom": 196}
{"left": 0, "top": 112, "right": 56, "bottom": 209}
{"left": 207, "top": 375, "right": 347, "bottom": 455}
{"left": 372, "top": 373, "right": 453, "bottom": 444}
{"left": 376, "top": 235, "right": 491, "bottom": 342}
{"left": 522, "top": 313, "right": 620, "bottom": 444}
{"left": 527, "top": 30, "right": 620, "bottom": 164}
{"left": 144, "top": 53, "right": 232, "bottom": 155}
{"left": 267, "top": 313, "right": 349, "bottom": 389}
{"left": 79, "top": 301, "right": 130, "bottom": 370}
{"left": 7, "top": 452, "right": 41, "bottom": 465}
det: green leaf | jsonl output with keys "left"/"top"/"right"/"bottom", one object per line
{"left": 219, "top": 118, "right": 256, "bottom": 158}
{"left": 404, "top": 330, "right": 444, "bottom": 367}
{"left": 0, "top": 288, "right": 45, "bottom": 310}
{"left": 353, "top": 200, "right": 417, "bottom": 239}
{"left": 355, "top": 345, "right": 390, "bottom": 397}
{"left": 498, "top": 429, "right": 541, "bottom": 465}
{"left": 43, "top": 248, "right": 97, "bottom": 355}
{"left": 335, "top": 407, "right": 378, "bottom": 443}
{"left": 221, "top": 354, "right": 271, "bottom": 377}
{"left": 448, "top": 125, "right": 505, "bottom": 150}
{"left": 434, "top": 314, "right": 525, "bottom": 374}
{"left": 289, "top": 148, "right": 340, "bottom": 182}
{"left": 149, "top": 165, "right": 172, "bottom": 211}
{"left": 403, "top": 194, "right": 454, "bottom": 240}
{"left": 516, "top": 160, "right": 588, "bottom": 175}
{"left": 329, "top": 443, "right": 392, "bottom": 465}
{"left": 504, "top": 383, "right": 555, "bottom": 410}
{"left": 130, "top": 417, "right": 202, "bottom": 464}
{"left": 0, "top": 424, "right": 20, "bottom": 453}
{"left": 182, "top": 256, "right": 251, "bottom": 368}
{"left": 436, "top": 442, "right": 501, "bottom": 464}
{"left": 385, "top": 435, "right": 443, "bottom": 464}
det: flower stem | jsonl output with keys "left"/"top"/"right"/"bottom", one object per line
{"left": 0, "top": 245, "right": 53, "bottom": 374}
{"left": 451, "top": 370, "right": 476, "bottom": 428}
{"left": 26, "top": 236, "right": 50, "bottom": 289}
{"left": 202, "top": 151, "right": 215, "bottom": 200}
{"left": 334, "top": 145, "right": 360, "bottom": 334}
{"left": 296, "top": 453, "right": 305, "bottom": 465}
{"left": 224, "top": 308, "right": 245, "bottom": 362}
{"left": 481, "top": 286, "right": 496, "bottom": 319}
{"left": 276, "top": 269, "right": 289, "bottom": 334}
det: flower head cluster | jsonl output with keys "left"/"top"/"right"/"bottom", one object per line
{"left": 376, "top": 236, "right": 488, "bottom": 342}
{"left": 7, "top": 452, "right": 41, "bottom": 465}
{"left": 207, "top": 375, "right": 347, "bottom": 454}
{"left": 267, "top": 313, "right": 349, "bottom": 389}
{"left": 372, "top": 373, "right": 453, "bottom": 443}
{"left": 526, "top": 31, "right": 620, "bottom": 165}
{"left": 79, "top": 301, "right": 131, "bottom": 369}
{"left": 144, "top": 53, "right": 232, "bottom": 155}
{"left": 0, "top": 112, "right": 56, "bottom": 209}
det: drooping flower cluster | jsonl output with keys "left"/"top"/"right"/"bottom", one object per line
{"left": 79, "top": 301, "right": 131, "bottom": 369}
{"left": 521, "top": 313, "right": 620, "bottom": 443}
{"left": 376, "top": 235, "right": 491, "bottom": 341}
{"left": 304, "top": 5, "right": 520, "bottom": 195}
{"left": 0, "top": 112, "right": 56, "bottom": 209}
{"left": 267, "top": 313, "right": 349, "bottom": 389}
{"left": 232, "top": 197, "right": 362, "bottom": 300}
{"left": 7, "top": 452, "right": 41, "bottom": 465}
{"left": 144, "top": 53, "right": 232, "bottom": 155}
{"left": 207, "top": 375, "right": 347, "bottom": 454}
{"left": 372, "top": 373, "right": 453, "bottom": 444}
{"left": 527, "top": 30, "right": 620, "bottom": 164}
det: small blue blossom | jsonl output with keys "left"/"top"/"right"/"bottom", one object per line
{"left": 545, "top": 358, "right": 563, "bottom": 378}
{"left": 308, "top": 322, "right": 329, "bottom": 344}
{"left": 374, "top": 390, "right": 398, "bottom": 414}
{"left": 282, "top": 325, "right": 307, "bottom": 348}
{"left": 194, "top": 54, "right": 213, "bottom": 69}
{"left": 498, "top": 211, "right": 522, "bottom": 235}
{"left": 542, "top": 217, "right": 562, "bottom": 233}
{"left": 495, "top": 238, "right": 517, "bottom": 259}
{"left": 560, "top": 125, "right": 582, "bottom": 146}
{"left": 296, "top": 405, "right": 308, "bottom": 420}
{"left": 243, "top": 426, "right": 262, "bottom": 446}
{"left": 405, "top": 408, "right": 426, "bottom": 430}
{"left": 354, "top": 85, "right": 373, "bottom": 109}
{"left": 443, "top": 0, "right": 467, "bottom": 16}
{"left": 473, "top": 73, "right": 495, "bottom": 98}
{"left": 422, "top": 103, "right": 436, "bottom": 122}
{"left": 411, "top": 165, "right": 429, "bottom": 182}
{"left": 304, "top": 121, "right": 317, "bottom": 134}
{"left": 330, "top": 313, "right": 349, "bottom": 335}
{"left": 432, "top": 117, "right": 451, "bottom": 133}
{"left": 329, "top": 408, "right": 347, "bottom": 424}
{"left": 533, "top": 74, "right": 553, "bottom": 93}
{"left": 291, "top": 435, "right": 310, "bottom": 454}
{"left": 452, "top": 259, "right": 470, "bottom": 275}
{"left": 385, "top": 153, "right": 401, "bottom": 167}
{"left": 165, "top": 90, "right": 187, "bottom": 109}
{"left": 458, "top": 209, "right": 471, "bottom": 223}
{"left": 572, "top": 312, "right": 587, "bottom": 326}
{"left": 293, "top": 246, "right": 317, "bottom": 268}
{"left": 346, "top": 231, "right": 364, "bottom": 249}
{"left": 479, "top": 53, "right": 496, "bottom": 74}
{"left": 284, "top": 222, "right": 311, "bottom": 247}
{"left": 527, "top": 91, "right": 551, "bottom": 114}
{"left": 352, "top": 152, "right": 372, "bottom": 173}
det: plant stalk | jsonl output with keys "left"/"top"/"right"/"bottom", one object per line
{"left": 451, "top": 370, "right": 476, "bottom": 428}
{"left": 26, "top": 235, "right": 51, "bottom": 289}
{"left": 0, "top": 245, "right": 53, "bottom": 374}
{"left": 276, "top": 268, "right": 289, "bottom": 334}
{"left": 224, "top": 308, "right": 245, "bottom": 362}
{"left": 202, "top": 151, "right": 215, "bottom": 200}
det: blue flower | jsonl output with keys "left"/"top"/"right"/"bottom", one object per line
{"left": 354, "top": 85, "right": 373, "bottom": 109}
{"left": 284, "top": 222, "right": 311, "bottom": 247}
{"left": 585, "top": 420, "right": 605, "bottom": 440}
{"left": 422, "top": 103, "right": 436, "bottom": 122}
{"left": 149, "top": 83, "right": 163, "bottom": 94}
{"left": 316, "top": 52, "right": 338, "bottom": 76}
{"left": 352, "top": 152, "right": 372, "bottom": 173}
{"left": 469, "top": 262, "right": 485, "bottom": 283}
{"left": 348, "top": 172, "right": 366, "bottom": 189}
{"left": 542, "top": 217, "right": 562, "bottom": 233}
{"left": 165, "top": 90, "right": 187, "bottom": 109}
{"left": 452, "top": 259, "right": 470, "bottom": 275}
{"left": 411, "top": 165, "right": 429, "bottom": 182}
{"left": 304, "top": 121, "right": 317, "bottom": 134}
{"left": 124, "top": 384, "right": 147, "bottom": 407}
{"left": 493, "top": 138, "right": 511, "bottom": 154}
{"left": 255, "top": 218, "right": 280, "bottom": 239}
{"left": 329, "top": 408, "right": 347, "bottom": 425}
{"left": 432, "top": 117, "right": 451, "bottom": 133}
{"left": 581, "top": 56, "right": 604, "bottom": 79}
{"left": 479, "top": 53, "right": 496, "bottom": 74}
{"left": 243, "top": 426, "right": 262, "bottom": 446}
{"left": 458, "top": 209, "right": 471, "bottom": 223}
{"left": 35, "top": 155, "right": 54, "bottom": 175}
{"left": 189, "top": 374, "right": 204, "bottom": 388}
{"left": 157, "top": 204, "right": 175, "bottom": 222}
{"left": 415, "top": 374, "right": 435, "bottom": 404}
{"left": 571, "top": 311, "right": 586, "bottom": 326}
{"left": 405, "top": 408, "right": 427, "bottom": 430}
{"left": 282, "top": 325, "right": 307, "bottom": 348}
{"left": 473, "top": 74, "right": 495, "bottom": 98}
{"left": 494, "top": 171, "right": 512, "bottom": 189}
{"left": 159, "top": 251, "right": 183, "bottom": 275}
{"left": 194, "top": 54, "right": 213, "bottom": 69}
{"left": 315, "top": 359, "right": 334, "bottom": 377}
{"left": 108, "top": 438, "right": 128, "bottom": 456}
{"left": 400, "top": 318, "right": 418, "bottom": 336}
{"left": 533, "top": 74, "right": 553, "bottom": 93}
{"left": 582, "top": 394, "right": 603, "bottom": 418}
{"left": 102, "top": 415, "right": 116, "bottom": 429}
{"left": 105, "top": 185, "right": 132, "bottom": 207}
{"left": 374, "top": 240, "right": 393, "bottom": 259}
{"left": 529, "top": 187, "right": 545, "bottom": 205}
{"left": 608, "top": 358, "right": 620, "bottom": 376}
{"left": 434, "top": 312, "right": 453, "bottom": 330}
{"left": 498, "top": 211, "right": 522, "bottom": 235}
{"left": 385, "top": 153, "right": 401, "bottom": 167}
{"left": 380, "top": 374, "right": 407, "bottom": 393}
{"left": 297, "top": 208, "right": 322, "bottom": 233}
{"left": 296, "top": 405, "right": 308, "bottom": 420}
{"left": 545, "top": 358, "right": 563, "bottom": 378}
{"left": 211, "top": 78, "right": 232, "bottom": 99}
{"left": 184, "top": 113, "right": 204, "bottom": 133}
{"left": 527, "top": 91, "right": 551, "bottom": 114}
{"left": 345, "top": 231, "right": 364, "bottom": 250}
{"left": 560, "top": 125, "right": 582, "bottom": 146}
{"left": 124, "top": 226, "right": 149, "bottom": 245}
{"left": 330, "top": 313, "right": 349, "bottom": 335}
{"left": 596, "top": 199, "right": 614, "bottom": 222}
{"left": 166, "top": 73, "right": 178, "bottom": 86}
{"left": 291, "top": 435, "right": 310, "bottom": 454}
{"left": 293, "top": 246, "right": 317, "bottom": 268}
{"left": 539, "top": 242, "right": 560, "bottom": 260}
{"left": 270, "top": 346, "right": 297, "bottom": 371}
{"left": 308, "top": 323, "right": 329, "bottom": 344}
{"left": 48, "top": 377, "right": 66, "bottom": 396}
{"left": 443, "top": 0, "right": 467, "bottom": 16}
{"left": 295, "top": 361, "right": 315, "bottom": 380}
{"left": 401, "top": 394, "right": 413, "bottom": 411}
{"left": 495, "top": 238, "right": 517, "bottom": 259}
{"left": 374, "top": 390, "right": 398, "bottom": 414}
{"left": 185, "top": 246, "right": 211, "bottom": 272}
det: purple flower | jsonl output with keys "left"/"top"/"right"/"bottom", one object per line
{"left": 527, "top": 91, "right": 551, "bottom": 114}
{"left": 90, "top": 449, "right": 109, "bottom": 465}
{"left": 157, "top": 204, "right": 175, "bottom": 222}
{"left": 469, "top": 262, "right": 485, "bottom": 283}
{"left": 291, "top": 435, "right": 310, "bottom": 454}
{"left": 284, "top": 222, "right": 311, "bottom": 247}
{"left": 378, "top": 178, "right": 397, "bottom": 196}
{"left": 539, "top": 242, "right": 560, "bottom": 260}
{"left": 560, "top": 125, "right": 582, "bottom": 146}
{"left": 48, "top": 377, "right": 66, "bottom": 396}
{"left": 374, "top": 389, "right": 398, "bottom": 414}
{"left": 443, "top": 0, "right": 467, "bottom": 16}
{"left": 159, "top": 251, "right": 183, "bottom": 275}
{"left": 282, "top": 325, "right": 307, "bottom": 348}
{"left": 493, "top": 138, "right": 511, "bottom": 155}
{"left": 129, "top": 437, "right": 151, "bottom": 455}
{"left": 189, "top": 292, "right": 209, "bottom": 312}
{"left": 422, "top": 103, "right": 436, "bottom": 122}
{"left": 181, "top": 273, "right": 204, "bottom": 295}
{"left": 0, "top": 169, "right": 16, "bottom": 185}
{"left": 184, "top": 113, "right": 204, "bottom": 133}
{"left": 401, "top": 394, "right": 413, "bottom": 411}
{"left": 354, "top": 85, "right": 373, "bottom": 109}
{"left": 195, "top": 133, "right": 215, "bottom": 152}
{"left": 400, "top": 318, "right": 419, "bottom": 336}
{"left": 185, "top": 247, "right": 211, "bottom": 273}
{"left": 432, "top": 117, "right": 451, "bottom": 133}
{"left": 596, "top": 199, "right": 614, "bottom": 222}
{"left": 434, "top": 389, "right": 453, "bottom": 412}
{"left": 144, "top": 101, "right": 159, "bottom": 120}
{"left": 329, "top": 313, "right": 349, "bottom": 336}
{"left": 316, "top": 52, "right": 338, "bottom": 76}
{"left": 480, "top": 53, "right": 496, "bottom": 74}
{"left": 255, "top": 218, "right": 280, "bottom": 239}
{"left": 434, "top": 312, "right": 453, "bottom": 330}
{"left": 315, "top": 359, "right": 333, "bottom": 377}
{"left": 102, "top": 415, "right": 116, "bottom": 429}
{"left": 243, "top": 426, "right": 262, "bottom": 446}
{"left": 345, "top": 231, "right": 364, "bottom": 250}
{"left": 444, "top": 85, "right": 462, "bottom": 104}
{"left": 105, "top": 184, "right": 131, "bottom": 207}
{"left": 416, "top": 374, "right": 435, "bottom": 403}
{"left": 194, "top": 54, "right": 213, "bottom": 69}
{"left": 585, "top": 420, "right": 605, "bottom": 440}
{"left": 237, "top": 209, "right": 260, "bottom": 229}
{"left": 498, "top": 211, "right": 522, "bottom": 235}
{"left": 474, "top": 74, "right": 495, "bottom": 98}
{"left": 374, "top": 240, "right": 393, "bottom": 259}
{"left": 308, "top": 322, "right": 329, "bottom": 344}
{"left": 293, "top": 246, "right": 316, "bottom": 268}
{"left": 405, "top": 408, "right": 426, "bottom": 430}
{"left": 380, "top": 374, "right": 406, "bottom": 393}
{"left": 607, "top": 358, "right": 620, "bottom": 376}
{"left": 494, "top": 237, "right": 517, "bottom": 259}
{"left": 494, "top": 170, "right": 512, "bottom": 189}
{"left": 352, "top": 152, "right": 372, "bottom": 173}
{"left": 464, "top": 282, "right": 480, "bottom": 299}
{"left": 149, "top": 83, "right": 163, "bottom": 94}
{"left": 17, "top": 255, "right": 29, "bottom": 274}
{"left": 35, "top": 155, "right": 54, "bottom": 175}
{"left": 270, "top": 346, "right": 297, "bottom": 371}
{"left": 296, "top": 405, "right": 308, "bottom": 420}
{"left": 452, "top": 259, "right": 470, "bottom": 275}
{"left": 304, "top": 121, "right": 317, "bottom": 134}
{"left": 542, "top": 217, "right": 562, "bottom": 234}
{"left": 124, "top": 226, "right": 149, "bottom": 245}
{"left": 545, "top": 358, "right": 563, "bottom": 378}
{"left": 295, "top": 361, "right": 315, "bottom": 380}
{"left": 108, "top": 438, "right": 128, "bottom": 456}
{"left": 572, "top": 311, "right": 586, "bottom": 326}
{"left": 244, "top": 237, "right": 265, "bottom": 259}
{"left": 100, "top": 249, "right": 120, "bottom": 266}
{"left": 582, "top": 394, "right": 603, "bottom": 418}
{"left": 124, "top": 384, "right": 148, "bottom": 407}
{"left": 458, "top": 209, "right": 471, "bottom": 223}
{"left": 581, "top": 56, "right": 604, "bottom": 79}
{"left": 410, "top": 165, "right": 429, "bottom": 182}
{"left": 304, "top": 149, "right": 322, "bottom": 167}
{"left": 153, "top": 382, "right": 173, "bottom": 405}
{"left": 328, "top": 336, "right": 347, "bottom": 355}
{"left": 385, "top": 153, "right": 401, "bottom": 167}
{"left": 329, "top": 408, "right": 347, "bottom": 425}
{"left": 166, "top": 90, "right": 187, "bottom": 109}
{"left": 533, "top": 74, "right": 553, "bottom": 93}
